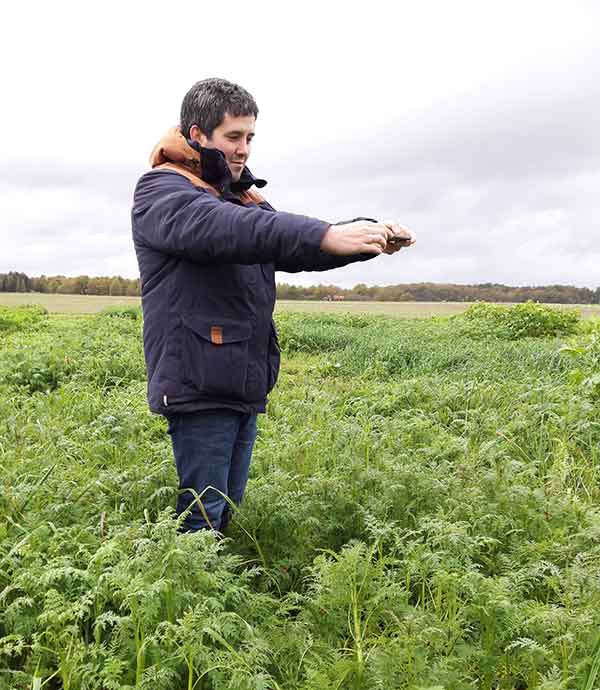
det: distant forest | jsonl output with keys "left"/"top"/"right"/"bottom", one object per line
{"left": 1, "top": 271, "right": 599, "bottom": 304}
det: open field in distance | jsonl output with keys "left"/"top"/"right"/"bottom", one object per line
{"left": 0, "top": 292, "right": 141, "bottom": 313}
{"left": 277, "top": 299, "right": 600, "bottom": 318}
{"left": 1, "top": 292, "right": 600, "bottom": 318}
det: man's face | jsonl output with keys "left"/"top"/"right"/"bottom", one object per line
{"left": 191, "top": 113, "right": 256, "bottom": 182}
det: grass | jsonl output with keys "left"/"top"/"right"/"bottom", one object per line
{"left": 1, "top": 304, "right": 600, "bottom": 689}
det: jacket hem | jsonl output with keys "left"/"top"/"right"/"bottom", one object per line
{"left": 151, "top": 397, "right": 267, "bottom": 418}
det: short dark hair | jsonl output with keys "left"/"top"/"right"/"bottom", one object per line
{"left": 180, "top": 78, "right": 258, "bottom": 139}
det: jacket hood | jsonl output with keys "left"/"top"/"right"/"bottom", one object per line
{"left": 149, "top": 127, "right": 267, "bottom": 193}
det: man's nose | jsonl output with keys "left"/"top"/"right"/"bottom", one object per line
{"left": 236, "top": 140, "right": 249, "bottom": 156}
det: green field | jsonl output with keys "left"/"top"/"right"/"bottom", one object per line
{"left": 1, "top": 303, "right": 600, "bottom": 689}
{"left": 1, "top": 291, "right": 600, "bottom": 318}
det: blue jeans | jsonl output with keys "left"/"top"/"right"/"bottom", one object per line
{"left": 166, "top": 411, "right": 258, "bottom": 532}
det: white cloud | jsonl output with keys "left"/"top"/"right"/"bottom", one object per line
{"left": 2, "top": 0, "right": 599, "bottom": 287}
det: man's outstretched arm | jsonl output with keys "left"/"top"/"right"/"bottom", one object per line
{"left": 274, "top": 217, "right": 383, "bottom": 273}
{"left": 132, "top": 171, "right": 392, "bottom": 267}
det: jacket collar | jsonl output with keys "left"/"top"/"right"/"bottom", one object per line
{"left": 149, "top": 127, "right": 267, "bottom": 193}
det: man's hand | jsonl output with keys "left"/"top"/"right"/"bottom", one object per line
{"left": 381, "top": 220, "right": 416, "bottom": 255}
{"left": 320, "top": 220, "right": 394, "bottom": 256}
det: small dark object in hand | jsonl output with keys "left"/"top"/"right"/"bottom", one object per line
{"left": 388, "top": 235, "right": 412, "bottom": 246}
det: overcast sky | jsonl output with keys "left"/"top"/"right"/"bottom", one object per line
{"left": 2, "top": 0, "right": 598, "bottom": 288}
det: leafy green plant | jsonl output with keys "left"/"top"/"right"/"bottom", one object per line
{"left": 0, "top": 305, "right": 48, "bottom": 333}
{"left": 460, "top": 301, "right": 580, "bottom": 339}
{"left": 0, "top": 345, "right": 72, "bottom": 392}
{"left": 560, "top": 326, "right": 600, "bottom": 399}
{"left": 99, "top": 305, "right": 143, "bottom": 321}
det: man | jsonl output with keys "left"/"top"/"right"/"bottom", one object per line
{"left": 131, "top": 78, "right": 415, "bottom": 533}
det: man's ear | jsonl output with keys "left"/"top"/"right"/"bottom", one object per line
{"left": 189, "top": 124, "right": 210, "bottom": 147}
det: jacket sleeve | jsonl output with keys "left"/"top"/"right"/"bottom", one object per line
{"left": 132, "top": 171, "right": 331, "bottom": 267}
{"left": 274, "top": 249, "right": 376, "bottom": 273}
{"left": 272, "top": 216, "right": 379, "bottom": 273}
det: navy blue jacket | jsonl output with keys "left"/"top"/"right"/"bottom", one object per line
{"left": 131, "top": 149, "right": 372, "bottom": 416}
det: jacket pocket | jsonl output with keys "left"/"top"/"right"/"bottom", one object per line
{"left": 181, "top": 314, "right": 253, "bottom": 400}
{"left": 267, "top": 322, "right": 281, "bottom": 394}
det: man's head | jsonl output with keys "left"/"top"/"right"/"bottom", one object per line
{"left": 180, "top": 78, "right": 258, "bottom": 182}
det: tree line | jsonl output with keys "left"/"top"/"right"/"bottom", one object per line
{"left": 0, "top": 272, "right": 140, "bottom": 296}
{"left": 277, "top": 281, "right": 600, "bottom": 304}
{"left": 1, "top": 272, "right": 599, "bottom": 303}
